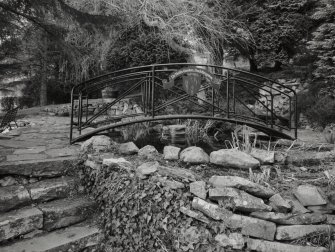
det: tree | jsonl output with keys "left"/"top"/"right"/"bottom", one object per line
{"left": 246, "top": 0, "right": 315, "bottom": 71}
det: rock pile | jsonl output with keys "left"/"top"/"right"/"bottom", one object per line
{"left": 80, "top": 137, "right": 334, "bottom": 251}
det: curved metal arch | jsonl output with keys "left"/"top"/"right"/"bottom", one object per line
{"left": 71, "top": 114, "right": 294, "bottom": 144}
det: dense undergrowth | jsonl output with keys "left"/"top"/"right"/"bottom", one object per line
{"left": 80, "top": 161, "right": 224, "bottom": 252}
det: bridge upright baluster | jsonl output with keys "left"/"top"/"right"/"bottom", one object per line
{"left": 151, "top": 66, "right": 155, "bottom": 118}
{"left": 270, "top": 93, "right": 274, "bottom": 129}
{"left": 226, "top": 70, "right": 230, "bottom": 118}
{"left": 78, "top": 93, "right": 82, "bottom": 135}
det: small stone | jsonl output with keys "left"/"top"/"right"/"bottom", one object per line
{"left": 190, "top": 181, "right": 207, "bottom": 199}
{"left": 136, "top": 161, "right": 159, "bottom": 179}
{"left": 300, "top": 167, "right": 308, "bottom": 172}
{"left": 269, "top": 194, "right": 291, "bottom": 213}
{"left": 192, "top": 197, "right": 232, "bottom": 221}
{"left": 250, "top": 148, "right": 275, "bottom": 164}
{"left": 294, "top": 185, "right": 327, "bottom": 206}
{"left": 180, "top": 207, "right": 210, "bottom": 224}
{"left": 102, "top": 157, "right": 130, "bottom": 166}
{"left": 163, "top": 146, "right": 181, "bottom": 160}
{"left": 0, "top": 176, "right": 18, "bottom": 187}
{"left": 274, "top": 151, "right": 288, "bottom": 164}
{"left": 209, "top": 187, "right": 272, "bottom": 213}
{"left": 210, "top": 149, "right": 260, "bottom": 169}
{"left": 250, "top": 212, "right": 326, "bottom": 225}
{"left": 180, "top": 146, "right": 209, "bottom": 164}
{"left": 247, "top": 238, "right": 328, "bottom": 252}
{"left": 81, "top": 135, "right": 112, "bottom": 152}
{"left": 275, "top": 225, "right": 331, "bottom": 241}
{"left": 84, "top": 160, "right": 101, "bottom": 170}
{"left": 326, "top": 214, "right": 335, "bottom": 224}
{"left": 226, "top": 214, "right": 276, "bottom": 241}
{"left": 215, "top": 233, "right": 245, "bottom": 250}
{"left": 119, "top": 142, "right": 139, "bottom": 155}
{"left": 209, "top": 175, "right": 275, "bottom": 199}
{"left": 138, "top": 145, "right": 158, "bottom": 158}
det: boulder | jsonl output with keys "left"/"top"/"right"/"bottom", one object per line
{"left": 250, "top": 212, "right": 326, "bottom": 225}
{"left": 209, "top": 175, "right": 275, "bottom": 199}
{"left": 81, "top": 135, "right": 112, "bottom": 152}
{"left": 163, "top": 146, "right": 181, "bottom": 160}
{"left": 210, "top": 149, "right": 260, "bottom": 169}
{"left": 191, "top": 197, "right": 232, "bottom": 221}
{"left": 180, "top": 146, "right": 209, "bottom": 164}
{"left": 250, "top": 148, "right": 275, "bottom": 164}
{"left": 209, "top": 187, "right": 272, "bottom": 213}
{"left": 275, "top": 225, "right": 331, "bottom": 241}
{"left": 269, "top": 193, "right": 291, "bottom": 213}
{"left": 189, "top": 181, "right": 207, "bottom": 199}
{"left": 247, "top": 238, "right": 328, "bottom": 252}
{"left": 136, "top": 161, "right": 159, "bottom": 179}
{"left": 138, "top": 145, "right": 158, "bottom": 158}
{"left": 293, "top": 185, "right": 327, "bottom": 206}
{"left": 226, "top": 214, "right": 276, "bottom": 241}
{"left": 119, "top": 142, "right": 139, "bottom": 155}
{"left": 215, "top": 233, "right": 245, "bottom": 250}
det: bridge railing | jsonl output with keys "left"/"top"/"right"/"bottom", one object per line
{"left": 70, "top": 63, "right": 297, "bottom": 144}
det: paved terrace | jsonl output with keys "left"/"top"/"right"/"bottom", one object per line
{"left": 0, "top": 114, "right": 80, "bottom": 165}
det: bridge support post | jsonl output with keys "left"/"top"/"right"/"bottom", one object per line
{"left": 151, "top": 66, "right": 155, "bottom": 118}
{"left": 226, "top": 70, "right": 230, "bottom": 118}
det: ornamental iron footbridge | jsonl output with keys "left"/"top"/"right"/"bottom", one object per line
{"left": 69, "top": 63, "right": 298, "bottom": 144}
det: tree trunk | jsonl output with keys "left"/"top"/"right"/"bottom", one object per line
{"left": 40, "top": 36, "right": 48, "bottom": 106}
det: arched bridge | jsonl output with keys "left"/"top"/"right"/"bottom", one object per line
{"left": 70, "top": 63, "right": 298, "bottom": 144}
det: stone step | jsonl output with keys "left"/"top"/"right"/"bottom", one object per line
{"left": 0, "top": 197, "right": 96, "bottom": 243}
{"left": 0, "top": 223, "right": 101, "bottom": 252}
{"left": 39, "top": 197, "right": 96, "bottom": 231}
{"left": 0, "top": 177, "right": 75, "bottom": 212}
{"left": 0, "top": 206, "right": 43, "bottom": 243}
{"left": 0, "top": 157, "right": 76, "bottom": 178}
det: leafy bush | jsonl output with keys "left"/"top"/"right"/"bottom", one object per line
{"left": 0, "top": 96, "right": 16, "bottom": 111}
{"left": 305, "top": 96, "right": 335, "bottom": 128}
{"left": 80, "top": 162, "right": 216, "bottom": 252}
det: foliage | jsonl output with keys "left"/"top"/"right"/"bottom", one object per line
{"left": 247, "top": 0, "right": 315, "bottom": 70}
{"left": 0, "top": 97, "right": 16, "bottom": 111}
{"left": 305, "top": 96, "right": 335, "bottom": 128}
{"left": 80, "top": 162, "right": 218, "bottom": 251}
{"left": 107, "top": 27, "right": 187, "bottom": 71}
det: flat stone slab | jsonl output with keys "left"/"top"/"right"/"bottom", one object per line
{"left": 276, "top": 225, "right": 332, "bottom": 241}
{"left": 0, "top": 224, "right": 100, "bottom": 252}
{"left": 0, "top": 185, "right": 31, "bottom": 212}
{"left": 192, "top": 197, "right": 232, "bottom": 221}
{"left": 6, "top": 154, "right": 48, "bottom": 162}
{"left": 190, "top": 181, "right": 207, "bottom": 200}
{"left": 27, "top": 177, "right": 75, "bottom": 203}
{"left": 250, "top": 212, "right": 326, "bottom": 225}
{"left": 13, "top": 147, "right": 47, "bottom": 155}
{"left": 247, "top": 238, "right": 328, "bottom": 252}
{"left": 0, "top": 207, "right": 43, "bottom": 242}
{"left": 209, "top": 187, "right": 272, "bottom": 213}
{"left": 226, "top": 214, "right": 276, "bottom": 241}
{"left": 0, "top": 157, "right": 76, "bottom": 177}
{"left": 44, "top": 148, "right": 79, "bottom": 158}
{"left": 293, "top": 185, "right": 327, "bottom": 206}
{"left": 209, "top": 175, "right": 275, "bottom": 199}
{"left": 39, "top": 197, "right": 96, "bottom": 231}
